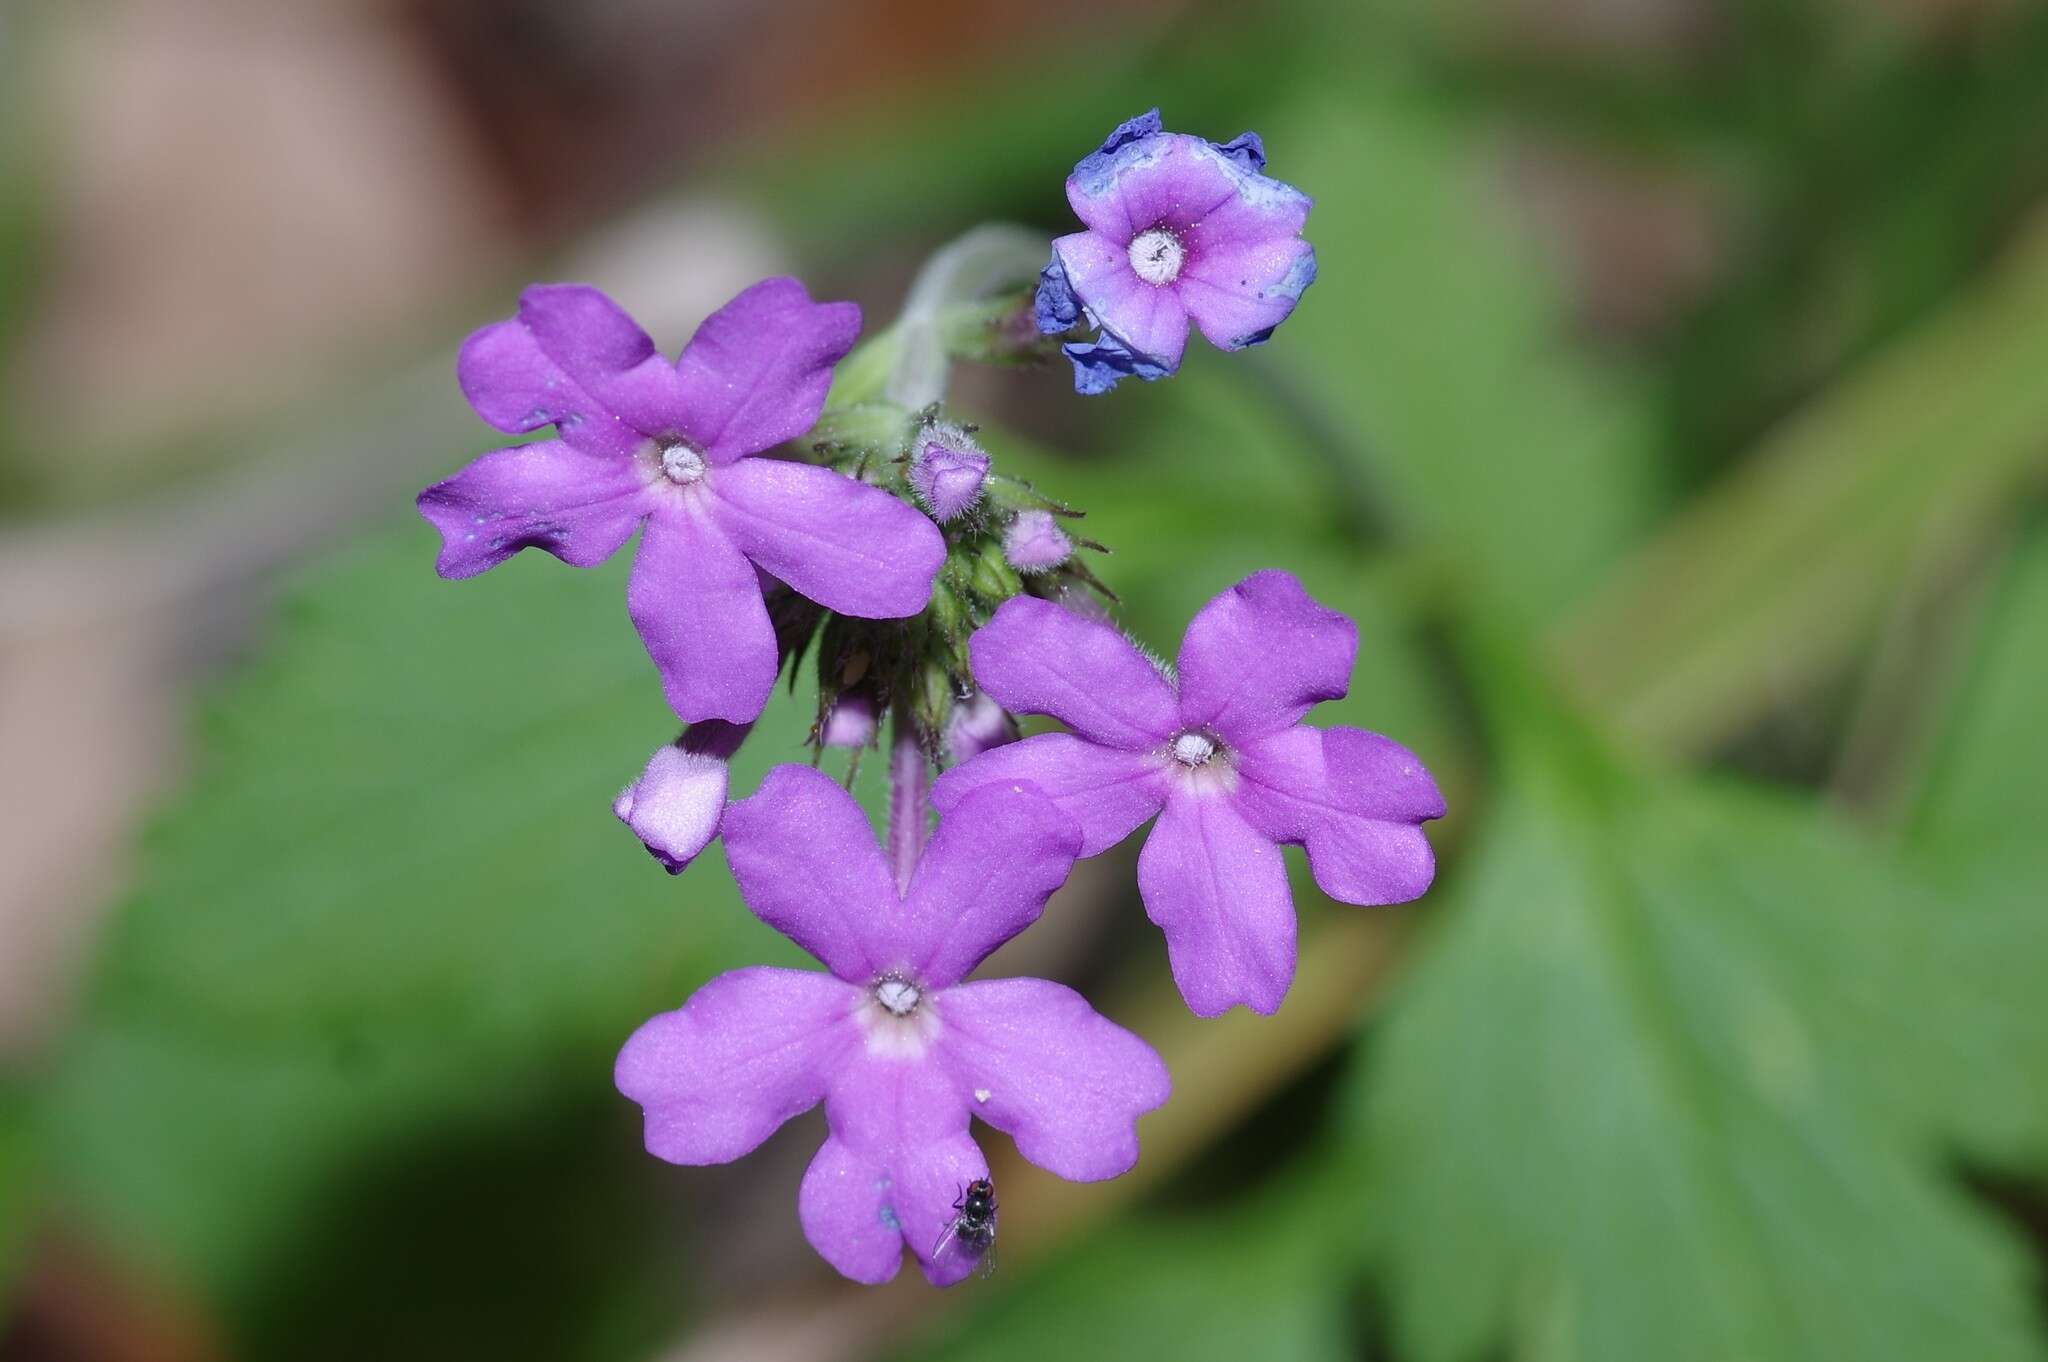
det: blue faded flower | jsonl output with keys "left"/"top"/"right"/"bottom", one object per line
{"left": 1035, "top": 110, "right": 1317, "bottom": 393}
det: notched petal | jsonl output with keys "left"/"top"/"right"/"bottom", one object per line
{"left": 415, "top": 438, "right": 648, "bottom": 579}
{"left": 904, "top": 782, "right": 1083, "bottom": 988}
{"left": 615, "top": 966, "right": 853, "bottom": 1165}
{"left": 939, "top": 978, "right": 1170, "bottom": 1182}
{"left": 932, "top": 733, "right": 1162, "bottom": 859}
{"left": 514, "top": 283, "right": 686, "bottom": 437}
{"left": 671, "top": 276, "right": 862, "bottom": 463}
{"left": 1175, "top": 569, "right": 1357, "bottom": 743}
{"left": 720, "top": 764, "right": 899, "bottom": 980}
{"left": 627, "top": 511, "right": 778, "bottom": 723}
{"left": 1235, "top": 725, "right": 1444, "bottom": 907}
{"left": 805, "top": 1059, "right": 988, "bottom": 1287}
{"left": 967, "top": 596, "right": 1180, "bottom": 749}
{"left": 710, "top": 459, "right": 944, "bottom": 620}
{"left": 1137, "top": 794, "right": 1298, "bottom": 1017}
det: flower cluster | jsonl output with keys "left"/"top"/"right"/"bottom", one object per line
{"left": 417, "top": 111, "right": 1436, "bottom": 1286}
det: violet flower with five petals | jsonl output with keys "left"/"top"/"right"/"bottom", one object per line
{"left": 616, "top": 765, "right": 1169, "bottom": 1286}
{"left": 419, "top": 279, "right": 946, "bottom": 723}
{"left": 1035, "top": 110, "right": 1317, "bottom": 393}
{"left": 933, "top": 571, "right": 1444, "bottom": 1018}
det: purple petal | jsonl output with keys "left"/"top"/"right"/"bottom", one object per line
{"left": 496, "top": 284, "right": 686, "bottom": 440}
{"left": 720, "top": 764, "right": 897, "bottom": 981}
{"left": 1321, "top": 725, "right": 1447, "bottom": 821}
{"left": 1069, "top": 110, "right": 1164, "bottom": 199}
{"left": 671, "top": 277, "right": 861, "bottom": 463}
{"left": 932, "top": 733, "right": 1162, "bottom": 858}
{"left": 1214, "top": 130, "right": 1266, "bottom": 172}
{"left": 938, "top": 978, "right": 1170, "bottom": 1181}
{"left": 1175, "top": 570, "right": 1357, "bottom": 743}
{"left": 1052, "top": 231, "right": 1190, "bottom": 373}
{"left": 710, "top": 459, "right": 944, "bottom": 619}
{"left": 1104, "top": 136, "right": 1248, "bottom": 239}
{"left": 1137, "top": 793, "right": 1297, "bottom": 1017}
{"left": 416, "top": 439, "right": 649, "bottom": 579}
{"left": 615, "top": 966, "right": 855, "bottom": 1164}
{"left": 1183, "top": 164, "right": 1312, "bottom": 251}
{"left": 797, "top": 1135, "right": 913, "bottom": 1285}
{"left": 457, "top": 317, "right": 647, "bottom": 460}
{"left": 627, "top": 510, "right": 778, "bottom": 723}
{"left": 1062, "top": 331, "right": 1177, "bottom": 395}
{"left": 1178, "top": 237, "right": 1317, "bottom": 351}
{"left": 801, "top": 1058, "right": 988, "bottom": 1286}
{"left": 968, "top": 596, "right": 1179, "bottom": 750}
{"left": 1034, "top": 249, "right": 1082, "bottom": 335}
{"left": 902, "top": 783, "right": 1083, "bottom": 989}
{"left": 1235, "top": 726, "right": 1442, "bottom": 905}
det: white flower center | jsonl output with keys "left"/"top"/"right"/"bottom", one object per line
{"left": 1128, "top": 228, "right": 1185, "bottom": 286}
{"left": 659, "top": 440, "right": 706, "bottom": 485}
{"left": 875, "top": 977, "right": 922, "bottom": 1016}
{"left": 1172, "top": 732, "right": 1217, "bottom": 767}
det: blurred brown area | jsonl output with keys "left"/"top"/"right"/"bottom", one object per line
{"left": 22, "top": 0, "right": 509, "bottom": 463}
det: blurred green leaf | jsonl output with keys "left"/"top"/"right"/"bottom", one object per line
{"left": 897, "top": 1175, "right": 1353, "bottom": 1362}
{"left": 1560, "top": 212, "right": 2048, "bottom": 757}
{"left": 1356, "top": 712, "right": 2046, "bottom": 1362}
{"left": 1899, "top": 529, "right": 2048, "bottom": 1170}
{"left": 35, "top": 519, "right": 829, "bottom": 1360}
{"left": 1269, "top": 90, "right": 1662, "bottom": 625}
{"left": 0, "top": 1079, "right": 32, "bottom": 1315}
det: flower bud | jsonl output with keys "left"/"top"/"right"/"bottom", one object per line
{"left": 820, "top": 693, "right": 878, "bottom": 748}
{"left": 1004, "top": 509, "right": 1072, "bottom": 572}
{"left": 909, "top": 429, "right": 991, "bottom": 523}
{"left": 614, "top": 748, "right": 728, "bottom": 876}
{"left": 945, "top": 692, "right": 1019, "bottom": 763}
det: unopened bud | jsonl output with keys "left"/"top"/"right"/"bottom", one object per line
{"left": 909, "top": 427, "right": 991, "bottom": 523}
{"left": 1004, "top": 509, "right": 1072, "bottom": 572}
{"left": 615, "top": 738, "right": 739, "bottom": 875}
{"left": 945, "top": 692, "right": 1019, "bottom": 763}
{"left": 820, "top": 693, "right": 878, "bottom": 748}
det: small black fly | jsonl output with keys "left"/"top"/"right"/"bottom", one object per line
{"left": 932, "top": 1177, "right": 998, "bottom": 1278}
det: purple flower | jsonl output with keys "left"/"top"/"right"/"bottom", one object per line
{"left": 1035, "top": 110, "right": 1316, "bottom": 394}
{"left": 418, "top": 279, "right": 947, "bottom": 724}
{"left": 616, "top": 765, "right": 1169, "bottom": 1285}
{"left": 933, "top": 571, "right": 1443, "bottom": 1018}
{"left": 1003, "top": 510, "right": 1072, "bottom": 572}
{"left": 614, "top": 720, "right": 751, "bottom": 875}
{"left": 909, "top": 427, "right": 990, "bottom": 523}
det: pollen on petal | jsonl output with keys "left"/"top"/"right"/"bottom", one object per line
{"left": 659, "top": 439, "right": 708, "bottom": 484}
